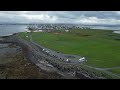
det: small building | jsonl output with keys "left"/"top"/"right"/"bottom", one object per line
{"left": 65, "top": 30, "right": 69, "bottom": 32}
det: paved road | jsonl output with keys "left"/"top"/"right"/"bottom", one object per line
{"left": 82, "top": 65, "right": 120, "bottom": 78}
{"left": 99, "top": 67, "right": 120, "bottom": 70}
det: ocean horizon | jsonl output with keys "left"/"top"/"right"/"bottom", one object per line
{"left": 0, "top": 24, "right": 120, "bottom": 36}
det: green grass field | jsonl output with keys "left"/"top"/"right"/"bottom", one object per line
{"left": 18, "top": 32, "right": 30, "bottom": 41}
{"left": 109, "top": 68, "right": 120, "bottom": 76}
{"left": 18, "top": 29, "right": 120, "bottom": 78}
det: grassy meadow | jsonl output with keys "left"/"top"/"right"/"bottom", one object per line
{"left": 18, "top": 29, "right": 120, "bottom": 78}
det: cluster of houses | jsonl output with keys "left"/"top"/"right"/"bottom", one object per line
{"left": 27, "top": 24, "right": 91, "bottom": 33}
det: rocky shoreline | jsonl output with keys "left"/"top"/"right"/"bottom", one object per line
{"left": 0, "top": 34, "right": 105, "bottom": 79}
{"left": 0, "top": 37, "right": 63, "bottom": 79}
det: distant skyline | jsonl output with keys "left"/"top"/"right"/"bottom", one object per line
{"left": 0, "top": 11, "right": 120, "bottom": 25}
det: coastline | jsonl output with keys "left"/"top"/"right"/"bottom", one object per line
{"left": 2, "top": 30, "right": 120, "bottom": 79}
{"left": 0, "top": 35, "right": 63, "bottom": 79}
{"left": 0, "top": 34, "right": 105, "bottom": 79}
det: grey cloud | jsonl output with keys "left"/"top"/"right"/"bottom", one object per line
{"left": 0, "top": 11, "right": 120, "bottom": 24}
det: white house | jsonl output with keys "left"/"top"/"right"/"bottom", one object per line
{"left": 65, "top": 30, "right": 69, "bottom": 32}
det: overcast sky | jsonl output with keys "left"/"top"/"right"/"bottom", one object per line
{"left": 0, "top": 11, "right": 120, "bottom": 25}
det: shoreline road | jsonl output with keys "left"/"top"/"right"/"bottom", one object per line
{"left": 30, "top": 39, "right": 120, "bottom": 79}
{"left": 26, "top": 32, "right": 86, "bottom": 64}
{"left": 29, "top": 40, "right": 86, "bottom": 64}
